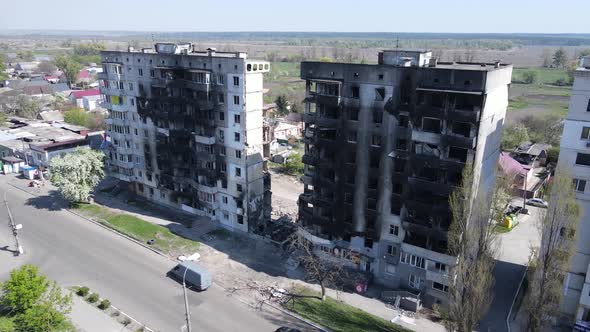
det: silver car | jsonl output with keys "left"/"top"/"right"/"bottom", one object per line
{"left": 526, "top": 198, "right": 548, "bottom": 208}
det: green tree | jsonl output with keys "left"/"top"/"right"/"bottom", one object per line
{"left": 501, "top": 124, "right": 530, "bottom": 150}
{"left": 37, "top": 60, "right": 57, "bottom": 74}
{"left": 521, "top": 70, "right": 538, "bottom": 84}
{"left": 85, "top": 112, "right": 106, "bottom": 131}
{"left": 552, "top": 47, "right": 568, "bottom": 69}
{"left": 275, "top": 95, "right": 289, "bottom": 116}
{"left": 63, "top": 108, "right": 88, "bottom": 126}
{"left": 13, "top": 281, "right": 73, "bottom": 332}
{"left": 0, "top": 264, "right": 49, "bottom": 314}
{"left": 0, "top": 54, "right": 8, "bottom": 81}
{"left": 282, "top": 153, "right": 304, "bottom": 175}
{"left": 11, "top": 95, "right": 41, "bottom": 119}
{"left": 524, "top": 169, "right": 581, "bottom": 331}
{"left": 49, "top": 148, "right": 105, "bottom": 203}
{"left": 52, "top": 55, "right": 82, "bottom": 87}
{"left": 72, "top": 42, "right": 105, "bottom": 56}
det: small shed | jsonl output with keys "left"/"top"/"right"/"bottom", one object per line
{"left": 2, "top": 156, "right": 25, "bottom": 174}
{"left": 21, "top": 165, "right": 38, "bottom": 180}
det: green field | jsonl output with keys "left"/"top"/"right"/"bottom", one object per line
{"left": 72, "top": 203, "right": 199, "bottom": 256}
{"left": 512, "top": 67, "right": 569, "bottom": 86}
{"left": 264, "top": 62, "right": 305, "bottom": 104}
{"left": 285, "top": 287, "right": 410, "bottom": 332}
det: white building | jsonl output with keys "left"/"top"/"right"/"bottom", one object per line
{"left": 99, "top": 44, "right": 271, "bottom": 233}
{"left": 558, "top": 56, "right": 590, "bottom": 328}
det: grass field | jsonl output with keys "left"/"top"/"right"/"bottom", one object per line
{"left": 72, "top": 203, "right": 199, "bottom": 256}
{"left": 264, "top": 62, "right": 305, "bottom": 104}
{"left": 512, "top": 67, "right": 569, "bottom": 85}
{"left": 285, "top": 287, "right": 411, "bottom": 332}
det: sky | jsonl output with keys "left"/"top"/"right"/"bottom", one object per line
{"left": 1, "top": 0, "right": 588, "bottom": 34}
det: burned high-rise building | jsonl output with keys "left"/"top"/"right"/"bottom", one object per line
{"left": 99, "top": 43, "right": 271, "bottom": 233}
{"left": 298, "top": 50, "right": 512, "bottom": 305}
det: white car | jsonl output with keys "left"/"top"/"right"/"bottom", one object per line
{"left": 526, "top": 198, "right": 548, "bottom": 208}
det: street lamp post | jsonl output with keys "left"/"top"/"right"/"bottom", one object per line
{"left": 4, "top": 192, "right": 23, "bottom": 255}
{"left": 182, "top": 266, "right": 192, "bottom": 332}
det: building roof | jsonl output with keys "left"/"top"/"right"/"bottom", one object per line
{"left": 77, "top": 70, "right": 91, "bottom": 80}
{"left": 514, "top": 142, "right": 550, "bottom": 157}
{"left": 69, "top": 89, "right": 100, "bottom": 99}
{"left": 499, "top": 152, "right": 530, "bottom": 177}
{"left": 38, "top": 110, "right": 64, "bottom": 122}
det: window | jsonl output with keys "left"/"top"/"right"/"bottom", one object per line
{"left": 219, "top": 112, "right": 225, "bottom": 121}
{"left": 222, "top": 196, "right": 228, "bottom": 204}
{"left": 218, "top": 93, "right": 225, "bottom": 104}
{"left": 234, "top": 132, "right": 240, "bottom": 142}
{"left": 389, "top": 225, "right": 399, "bottom": 236}
{"left": 422, "top": 117, "right": 441, "bottom": 133}
{"left": 235, "top": 167, "right": 241, "bottom": 177}
{"left": 434, "top": 262, "right": 447, "bottom": 273}
{"left": 375, "top": 88, "right": 385, "bottom": 101}
{"left": 449, "top": 146, "right": 468, "bottom": 162}
{"left": 219, "top": 130, "right": 225, "bottom": 141}
{"left": 134, "top": 128, "right": 138, "bottom": 135}
{"left": 150, "top": 69, "right": 155, "bottom": 77}
{"left": 349, "top": 109, "right": 359, "bottom": 121}
{"left": 351, "top": 86, "right": 360, "bottom": 99}
{"left": 400, "top": 252, "right": 425, "bottom": 269}
{"left": 396, "top": 139, "right": 408, "bottom": 151}
{"left": 233, "top": 96, "right": 240, "bottom": 105}
{"left": 574, "top": 179, "right": 587, "bottom": 192}
{"left": 371, "top": 135, "right": 381, "bottom": 146}
{"left": 235, "top": 150, "right": 242, "bottom": 159}
{"left": 223, "top": 212, "right": 229, "bottom": 220}
{"left": 138, "top": 68, "right": 143, "bottom": 76}
{"left": 221, "top": 163, "right": 227, "bottom": 172}
{"left": 587, "top": 100, "right": 590, "bottom": 112}
{"left": 432, "top": 282, "right": 449, "bottom": 293}
{"left": 219, "top": 146, "right": 226, "bottom": 156}
{"left": 128, "top": 83, "right": 133, "bottom": 91}
{"left": 378, "top": 74, "right": 384, "bottom": 80}
{"left": 237, "top": 215, "right": 244, "bottom": 224}
{"left": 576, "top": 153, "right": 590, "bottom": 166}
{"left": 234, "top": 114, "right": 241, "bottom": 124}
{"left": 409, "top": 274, "right": 423, "bottom": 289}
{"left": 237, "top": 184, "right": 243, "bottom": 192}
{"left": 582, "top": 127, "right": 590, "bottom": 140}
{"left": 385, "top": 264, "right": 396, "bottom": 274}
{"left": 347, "top": 131, "right": 357, "bottom": 143}
{"left": 398, "top": 114, "right": 409, "bottom": 128}
{"left": 233, "top": 76, "right": 239, "bottom": 86}
{"left": 387, "top": 245, "right": 396, "bottom": 256}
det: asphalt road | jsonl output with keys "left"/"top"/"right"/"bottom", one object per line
{"left": 0, "top": 179, "right": 305, "bottom": 332}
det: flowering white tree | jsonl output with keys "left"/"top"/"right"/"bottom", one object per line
{"left": 49, "top": 148, "right": 105, "bottom": 203}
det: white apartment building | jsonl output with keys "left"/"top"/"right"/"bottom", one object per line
{"left": 99, "top": 43, "right": 271, "bottom": 233}
{"left": 558, "top": 56, "right": 590, "bottom": 329}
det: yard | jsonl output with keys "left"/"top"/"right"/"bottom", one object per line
{"left": 72, "top": 203, "right": 199, "bottom": 256}
{"left": 285, "top": 287, "right": 411, "bottom": 332}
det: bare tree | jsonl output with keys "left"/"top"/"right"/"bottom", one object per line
{"left": 524, "top": 168, "right": 581, "bottom": 331}
{"left": 442, "top": 164, "right": 511, "bottom": 332}
{"left": 288, "top": 233, "right": 345, "bottom": 301}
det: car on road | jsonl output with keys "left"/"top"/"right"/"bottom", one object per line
{"left": 167, "top": 261, "right": 212, "bottom": 291}
{"left": 526, "top": 198, "right": 548, "bottom": 208}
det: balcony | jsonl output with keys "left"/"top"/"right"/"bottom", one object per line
{"left": 302, "top": 154, "right": 317, "bottom": 166}
{"left": 442, "top": 134, "right": 476, "bottom": 149}
{"left": 97, "top": 72, "right": 107, "bottom": 80}
{"left": 194, "top": 134, "right": 216, "bottom": 145}
{"left": 447, "top": 108, "right": 481, "bottom": 123}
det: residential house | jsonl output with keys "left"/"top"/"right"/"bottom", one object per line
{"left": 69, "top": 89, "right": 100, "bottom": 108}
{"left": 498, "top": 151, "right": 550, "bottom": 198}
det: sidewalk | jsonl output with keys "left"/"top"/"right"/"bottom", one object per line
{"left": 70, "top": 294, "right": 131, "bottom": 332}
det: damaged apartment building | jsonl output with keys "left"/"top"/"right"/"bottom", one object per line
{"left": 298, "top": 50, "right": 512, "bottom": 305}
{"left": 99, "top": 43, "right": 271, "bottom": 233}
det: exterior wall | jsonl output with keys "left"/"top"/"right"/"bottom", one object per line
{"left": 558, "top": 63, "right": 590, "bottom": 323}
{"left": 100, "top": 45, "right": 270, "bottom": 234}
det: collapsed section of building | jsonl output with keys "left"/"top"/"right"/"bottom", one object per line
{"left": 99, "top": 43, "right": 271, "bottom": 233}
{"left": 297, "top": 50, "right": 512, "bottom": 306}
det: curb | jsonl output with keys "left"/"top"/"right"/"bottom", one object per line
{"left": 6, "top": 181, "right": 329, "bottom": 331}
{"left": 6, "top": 182, "right": 171, "bottom": 261}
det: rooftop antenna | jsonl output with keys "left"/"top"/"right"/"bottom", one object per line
{"left": 395, "top": 36, "right": 400, "bottom": 50}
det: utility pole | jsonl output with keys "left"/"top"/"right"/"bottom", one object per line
{"left": 181, "top": 267, "right": 192, "bottom": 332}
{"left": 4, "top": 192, "right": 23, "bottom": 255}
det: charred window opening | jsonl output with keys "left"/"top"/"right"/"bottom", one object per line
{"left": 375, "top": 88, "right": 385, "bottom": 101}
{"left": 394, "top": 158, "right": 406, "bottom": 173}
{"left": 393, "top": 182, "right": 403, "bottom": 195}
{"left": 347, "top": 131, "right": 357, "bottom": 143}
{"left": 367, "top": 199, "right": 377, "bottom": 211}
{"left": 346, "top": 173, "right": 355, "bottom": 185}
{"left": 455, "top": 95, "right": 477, "bottom": 111}
{"left": 451, "top": 121, "right": 472, "bottom": 137}
{"left": 371, "top": 135, "right": 382, "bottom": 147}
{"left": 417, "top": 167, "right": 437, "bottom": 182}
{"left": 349, "top": 108, "right": 359, "bottom": 121}
{"left": 319, "top": 129, "right": 337, "bottom": 141}
{"left": 373, "top": 110, "right": 383, "bottom": 124}
{"left": 431, "top": 93, "right": 445, "bottom": 108}
{"left": 396, "top": 139, "right": 408, "bottom": 151}
{"left": 391, "top": 200, "right": 401, "bottom": 214}
{"left": 448, "top": 146, "right": 468, "bottom": 162}
{"left": 448, "top": 170, "right": 462, "bottom": 185}
{"left": 368, "top": 176, "right": 378, "bottom": 189}
{"left": 317, "top": 83, "right": 340, "bottom": 96}
{"left": 344, "top": 192, "right": 353, "bottom": 204}
{"left": 364, "top": 238, "right": 373, "bottom": 249}
{"left": 347, "top": 152, "right": 356, "bottom": 164}
{"left": 319, "top": 105, "right": 339, "bottom": 119}
{"left": 370, "top": 154, "right": 380, "bottom": 168}
{"left": 422, "top": 117, "right": 441, "bottom": 133}
{"left": 351, "top": 86, "right": 360, "bottom": 99}
{"left": 398, "top": 114, "right": 409, "bottom": 128}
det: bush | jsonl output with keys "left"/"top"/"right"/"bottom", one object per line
{"left": 98, "top": 299, "right": 111, "bottom": 310}
{"left": 522, "top": 70, "right": 538, "bottom": 84}
{"left": 76, "top": 286, "right": 89, "bottom": 297}
{"left": 0, "top": 317, "right": 15, "bottom": 332}
{"left": 87, "top": 293, "right": 99, "bottom": 303}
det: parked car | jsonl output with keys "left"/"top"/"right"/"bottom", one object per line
{"left": 505, "top": 205, "right": 523, "bottom": 216}
{"left": 167, "top": 261, "right": 212, "bottom": 291}
{"left": 526, "top": 198, "right": 548, "bottom": 208}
